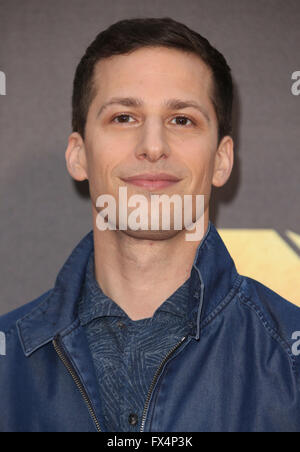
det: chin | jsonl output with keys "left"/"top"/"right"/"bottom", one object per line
{"left": 119, "top": 228, "right": 182, "bottom": 241}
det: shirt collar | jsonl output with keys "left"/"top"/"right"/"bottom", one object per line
{"left": 78, "top": 249, "right": 193, "bottom": 326}
{"left": 78, "top": 250, "right": 126, "bottom": 325}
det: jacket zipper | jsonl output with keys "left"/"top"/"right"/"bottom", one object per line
{"left": 52, "top": 337, "right": 102, "bottom": 432}
{"left": 53, "top": 335, "right": 188, "bottom": 433}
{"left": 140, "top": 335, "right": 188, "bottom": 432}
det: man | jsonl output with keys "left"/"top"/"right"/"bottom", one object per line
{"left": 1, "top": 17, "right": 300, "bottom": 433}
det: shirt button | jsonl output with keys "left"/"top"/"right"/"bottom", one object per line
{"left": 128, "top": 413, "right": 138, "bottom": 426}
{"left": 117, "top": 320, "right": 126, "bottom": 329}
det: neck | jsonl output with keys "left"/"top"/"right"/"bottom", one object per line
{"left": 91, "top": 206, "right": 209, "bottom": 320}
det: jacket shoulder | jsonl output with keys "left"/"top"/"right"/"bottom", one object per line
{"left": 238, "top": 275, "right": 300, "bottom": 348}
{"left": 0, "top": 289, "right": 53, "bottom": 334}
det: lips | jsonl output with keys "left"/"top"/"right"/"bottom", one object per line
{"left": 121, "top": 173, "right": 181, "bottom": 190}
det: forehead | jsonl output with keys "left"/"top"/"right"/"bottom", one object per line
{"left": 91, "top": 46, "right": 214, "bottom": 105}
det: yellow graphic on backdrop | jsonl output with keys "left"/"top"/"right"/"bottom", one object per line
{"left": 286, "top": 230, "right": 300, "bottom": 250}
{"left": 218, "top": 229, "right": 300, "bottom": 307}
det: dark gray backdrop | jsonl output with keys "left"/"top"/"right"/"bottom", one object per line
{"left": 0, "top": 0, "right": 299, "bottom": 315}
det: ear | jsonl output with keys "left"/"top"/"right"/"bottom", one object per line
{"left": 65, "top": 132, "right": 88, "bottom": 181}
{"left": 212, "top": 135, "right": 234, "bottom": 187}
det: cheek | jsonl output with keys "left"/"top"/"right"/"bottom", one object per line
{"left": 185, "top": 148, "right": 215, "bottom": 190}
{"left": 85, "top": 135, "right": 115, "bottom": 175}
{"left": 89, "top": 129, "right": 131, "bottom": 164}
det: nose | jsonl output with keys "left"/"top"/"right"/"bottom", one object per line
{"left": 134, "top": 117, "right": 171, "bottom": 162}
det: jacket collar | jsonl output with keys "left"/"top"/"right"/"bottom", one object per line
{"left": 17, "top": 221, "right": 241, "bottom": 356}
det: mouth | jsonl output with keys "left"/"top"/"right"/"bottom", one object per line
{"left": 120, "top": 173, "right": 182, "bottom": 191}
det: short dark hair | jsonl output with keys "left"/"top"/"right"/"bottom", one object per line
{"left": 72, "top": 17, "right": 233, "bottom": 143}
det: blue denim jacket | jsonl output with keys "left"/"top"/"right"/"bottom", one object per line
{"left": 1, "top": 221, "right": 300, "bottom": 432}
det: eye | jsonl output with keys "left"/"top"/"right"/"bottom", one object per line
{"left": 112, "top": 114, "right": 135, "bottom": 124}
{"left": 170, "top": 116, "right": 195, "bottom": 127}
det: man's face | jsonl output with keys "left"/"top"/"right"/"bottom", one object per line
{"left": 67, "top": 46, "right": 233, "bottom": 239}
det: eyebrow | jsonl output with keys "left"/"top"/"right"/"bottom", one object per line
{"left": 96, "top": 97, "right": 210, "bottom": 123}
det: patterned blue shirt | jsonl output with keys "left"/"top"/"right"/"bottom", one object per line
{"left": 78, "top": 250, "right": 196, "bottom": 432}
